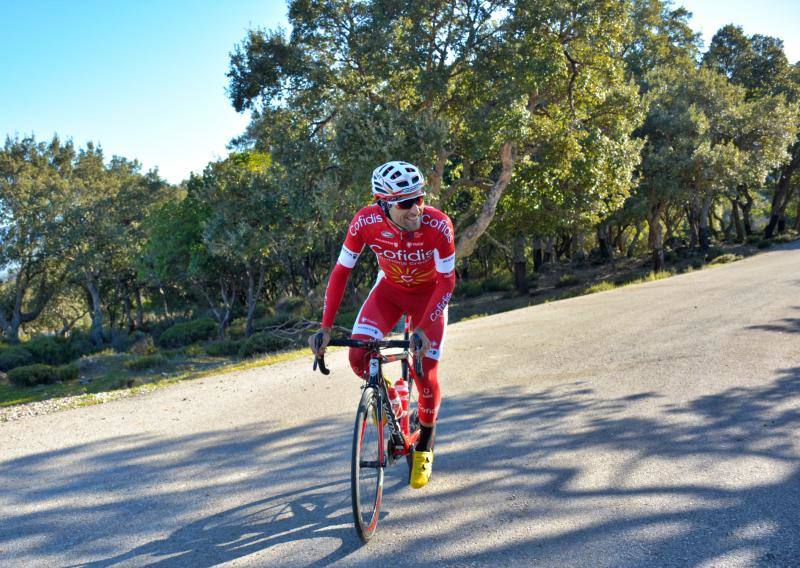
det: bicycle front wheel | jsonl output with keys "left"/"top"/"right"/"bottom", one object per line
{"left": 351, "top": 387, "right": 385, "bottom": 543}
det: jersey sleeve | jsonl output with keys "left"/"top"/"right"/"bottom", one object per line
{"left": 418, "top": 214, "right": 456, "bottom": 335}
{"left": 321, "top": 214, "right": 366, "bottom": 328}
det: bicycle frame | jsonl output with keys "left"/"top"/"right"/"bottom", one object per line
{"left": 313, "top": 315, "right": 422, "bottom": 456}
{"left": 312, "top": 314, "right": 423, "bottom": 543}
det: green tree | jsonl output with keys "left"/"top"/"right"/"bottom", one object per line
{"left": 193, "top": 152, "right": 286, "bottom": 337}
{"left": 228, "top": 0, "right": 642, "bottom": 265}
{"left": 704, "top": 26, "right": 800, "bottom": 238}
{"left": 0, "top": 136, "right": 72, "bottom": 341}
{"left": 64, "top": 146, "right": 170, "bottom": 345}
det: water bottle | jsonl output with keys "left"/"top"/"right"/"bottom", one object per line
{"left": 394, "top": 378, "right": 409, "bottom": 418}
{"left": 387, "top": 386, "right": 403, "bottom": 419}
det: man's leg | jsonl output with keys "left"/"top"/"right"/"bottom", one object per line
{"left": 409, "top": 300, "right": 447, "bottom": 488}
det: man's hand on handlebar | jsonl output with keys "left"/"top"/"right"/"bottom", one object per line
{"left": 309, "top": 327, "right": 332, "bottom": 358}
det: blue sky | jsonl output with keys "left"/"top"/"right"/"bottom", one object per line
{"left": 1, "top": 0, "right": 288, "bottom": 183}
{"left": 1, "top": 1, "right": 797, "bottom": 184}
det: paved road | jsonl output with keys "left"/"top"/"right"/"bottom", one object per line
{"left": 2, "top": 242, "right": 799, "bottom": 567}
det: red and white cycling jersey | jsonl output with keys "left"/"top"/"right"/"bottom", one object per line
{"left": 322, "top": 204, "right": 456, "bottom": 336}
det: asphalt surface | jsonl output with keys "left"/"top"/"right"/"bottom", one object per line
{"left": 2, "top": 241, "right": 799, "bottom": 567}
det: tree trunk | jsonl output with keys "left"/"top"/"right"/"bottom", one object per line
{"left": 596, "top": 223, "right": 612, "bottom": 259}
{"left": 648, "top": 203, "right": 666, "bottom": 272}
{"left": 512, "top": 232, "right": 527, "bottom": 294}
{"left": 123, "top": 294, "right": 133, "bottom": 332}
{"left": 739, "top": 187, "right": 754, "bottom": 236}
{"left": 627, "top": 224, "right": 643, "bottom": 257}
{"left": 134, "top": 288, "right": 144, "bottom": 329}
{"left": 687, "top": 203, "right": 700, "bottom": 249}
{"left": 795, "top": 199, "right": 800, "bottom": 232}
{"left": 532, "top": 236, "right": 544, "bottom": 272}
{"left": 765, "top": 143, "right": 799, "bottom": 239}
{"left": 245, "top": 261, "right": 266, "bottom": 338}
{"left": 159, "top": 286, "right": 172, "bottom": 321}
{"left": 699, "top": 194, "right": 713, "bottom": 251}
{"left": 85, "top": 273, "right": 105, "bottom": 346}
{"left": 572, "top": 232, "right": 586, "bottom": 264}
{"left": 543, "top": 236, "right": 554, "bottom": 264}
{"left": 730, "top": 199, "right": 744, "bottom": 243}
{"left": 455, "top": 142, "right": 515, "bottom": 258}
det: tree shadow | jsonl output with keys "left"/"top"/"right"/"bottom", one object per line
{"left": 747, "top": 318, "right": 800, "bottom": 334}
{"left": 2, "top": 367, "right": 799, "bottom": 566}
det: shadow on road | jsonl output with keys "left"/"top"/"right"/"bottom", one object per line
{"left": 747, "top": 317, "right": 800, "bottom": 334}
{"left": 2, "top": 367, "right": 799, "bottom": 567}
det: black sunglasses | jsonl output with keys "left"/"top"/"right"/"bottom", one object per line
{"left": 395, "top": 196, "right": 424, "bottom": 210}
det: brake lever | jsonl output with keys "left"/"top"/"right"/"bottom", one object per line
{"left": 312, "top": 332, "right": 331, "bottom": 375}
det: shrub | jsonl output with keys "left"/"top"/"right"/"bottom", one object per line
{"left": 25, "top": 336, "right": 74, "bottom": 365}
{"left": 158, "top": 318, "right": 217, "bottom": 348}
{"left": 457, "top": 280, "right": 483, "bottom": 298}
{"left": 555, "top": 273, "right": 581, "bottom": 288}
{"left": 0, "top": 346, "right": 34, "bottom": 372}
{"left": 704, "top": 246, "right": 724, "bottom": 261}
{"left": 612, "top": 273, "right": 642, "bottom": 286}
{"left": 276, "top": 296, "right": 306, "bottom": 315}
{"left": 483, "top": 274, "right": 514, "bottom": 292}
{"left": 773, "top": 233, "right": 797, "bottom": 244}
{"left": 254, "top": 312, "right": 297, "bottom": 329}
{"left": 124, "top": 354, "right": 169, "bottom": 371}
{"left": 238, "top": 333, "right": 292, "bottom": 359}
{"left": 334, "top": 309, "right": 359, "bottom": 328}
{"left": 586, "top": 281, "right": 616, "bottom": 294}
{"left": 128, "top": 334, "right": 156, "bottom": 355}
{"left": 8, "top": 363, "right": 78, "bottom": 387}
{"left": 69, "top": 333, "right": 100, "bottom": 358}
{"left": 709, "top": 253, "right": 743, "bottom": 265}
{"left": 756, "top": 239, "right": 773, "bottom": 249}
{"left": 205, "top": 340, "right": 243, "bottom": 357}
{"left": 746, "top": 235, "right": 762, "bottom": 245}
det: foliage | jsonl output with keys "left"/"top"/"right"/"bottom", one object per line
{"left": 24, "top": 336, "right": 75, "bottom": 365}
{"left": 556, "top": 274, "right": 581, "bottom": 288}
{"left": 709, "top": 254, "right": 743, "bottom": 264}
{"left": 456, "top": 280, "right": 484, "bottom": 299}
{"left": 124, "top": 354, "right": 169, "bottom": 371}
{"left": 586, "top": 281, "right": 617, "bottom": 294}
{"left": 205, "top": 340, "right": 243, "bottom": 357}
{"left": 0, "top": 346, "right": 34, "bottom": 372}
{"left": 238, "top": 332, "right": 292, "bottom": 359}
{"left": 157, "top": 318, "right": 217, "bottom": 348}
{"left": 7, "top": 363, "right": 78, "bottom": 387}
{"left": 483, "top": 274, "right": 514, "bottom": 293}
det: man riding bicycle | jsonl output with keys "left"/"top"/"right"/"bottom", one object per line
{"left": 309, "top": 160, "right": 456, "bottom": 489}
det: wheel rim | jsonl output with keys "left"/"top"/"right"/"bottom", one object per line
{"left": 352, "top": 390, "right": 384, "bottom": 540}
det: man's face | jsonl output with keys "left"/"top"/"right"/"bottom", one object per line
{"left": 388, "top": 196, "right": 424, "bottom": 231}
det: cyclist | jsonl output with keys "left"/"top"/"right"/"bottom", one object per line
{"left": 309, "top": 160, "right": 456, "bottom": 489}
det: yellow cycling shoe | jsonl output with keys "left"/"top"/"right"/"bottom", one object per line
{"left": 410, "top": 450, "right": 434, "bottom": 489}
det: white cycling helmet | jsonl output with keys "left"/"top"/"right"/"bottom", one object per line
{"left": 371, "top": 161, "right": 426, "bottom": 202}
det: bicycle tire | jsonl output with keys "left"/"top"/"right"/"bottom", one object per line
{"left": 351, "top": 387, "right": 385, "bottom": 542}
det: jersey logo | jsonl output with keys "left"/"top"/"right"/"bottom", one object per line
{"left": 349, "top": 212, "right": 384, "bottom": 237}
{"left": 381, "top": 231, "right": 395, "bottom": 239}
{"left": 385, "top": 264, "right": 435, "bottom": 286}
{"left": 421, "top": 214, "right": 453, "bottom": 243}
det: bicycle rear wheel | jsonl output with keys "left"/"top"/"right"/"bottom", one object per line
{"left": 351, "top": 387, "right": 385, "bottom": 542}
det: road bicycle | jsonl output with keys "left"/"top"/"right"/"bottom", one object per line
{"left": 312, "top": 315, "right": 423, "bottom": 543}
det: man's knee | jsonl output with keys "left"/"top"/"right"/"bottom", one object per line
{"left": 349, "top": 346, "right": 369, "bottom": 378}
